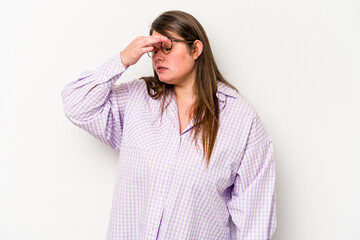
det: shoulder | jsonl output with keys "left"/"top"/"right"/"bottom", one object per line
{"left": 119, "top": 78, "right": 149, "bottom": 97}
{"left": 127, "top": 78, "right": 147, "bottom": 89}
{"left": 111, "top": 78, "right": 149, "bottom": 99}
{"left": 217, "top": 81, "right": 270, "bottom": 146}
{"left": 217, "top": 81, "right": 257, "bottom": 119}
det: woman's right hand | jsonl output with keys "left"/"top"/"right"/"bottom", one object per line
{"left": 120, "top": 35, "right": 168, "bottom": 68}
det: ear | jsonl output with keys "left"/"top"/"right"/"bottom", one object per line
{"left": 192, "top": 40, "right": 203, "bottom": 60}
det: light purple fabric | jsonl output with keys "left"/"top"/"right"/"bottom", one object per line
{"left": 61, "top": 53, "right": 276, "bottom": 240}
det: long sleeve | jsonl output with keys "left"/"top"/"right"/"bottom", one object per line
{"left": 61, "top": 53, "right": 129, "bottom": 151}
{"left": 227, "top": 114, "right": 276, "bottom": 239}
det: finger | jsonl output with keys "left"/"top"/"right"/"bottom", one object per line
{"left": 143, "top": 35, "right": 168, "bottom": 46}
{"left": 141, "top": 46, "right": 155, "bottom": 54}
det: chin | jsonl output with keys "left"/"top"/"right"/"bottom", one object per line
{"left": 158, "top": 76, "right": 173, "bottom": 85}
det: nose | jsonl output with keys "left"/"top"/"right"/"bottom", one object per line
{"left": 153, "top": 50, "right": 165, "bottom": 61}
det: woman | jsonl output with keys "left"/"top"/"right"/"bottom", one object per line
{"left": 61, "top": 10, "right": 276, "bottom": 240}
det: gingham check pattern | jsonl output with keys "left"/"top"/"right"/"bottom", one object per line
{"left": 61, "top": 53, "right": 276, "bottom": 240}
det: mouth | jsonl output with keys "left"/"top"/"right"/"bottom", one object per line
{"left": 156, "top": 66, "right": 168, "bottom": 73}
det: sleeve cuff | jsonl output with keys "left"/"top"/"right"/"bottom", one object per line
{"left": 93, "top": 52, "right": 128, "bottom": 85}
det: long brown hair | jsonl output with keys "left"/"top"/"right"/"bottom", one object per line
{"left": 142, "top": 10, "right": 237, "bottom": 168}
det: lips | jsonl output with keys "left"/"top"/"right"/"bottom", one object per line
{"left": 156, "top": 65, "right": 168, "bottom": 73}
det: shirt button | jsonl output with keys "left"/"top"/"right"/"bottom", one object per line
{"left": 158, "top": 196, "right": 163, "bottom": 201}
{"left": 166, "top": 164, "right": 170, "bottom": 169}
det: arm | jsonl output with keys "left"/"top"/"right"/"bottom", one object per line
{"left": 61, "top": 53, "right": 129, "bottom": 150}
{"left": 227, "top": 115, "right": 276, "bottom": 239}
{"left": 61, "top": 35, "right": 169, "bottom": 150}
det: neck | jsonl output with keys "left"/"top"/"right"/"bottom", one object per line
{"left": 175, "top": 79, "right": 193, "bottom": 96}
{"left": 174, "top": 78, "right": 196, "bottom": 106}
{"left": 173, "top": 68, "right": 196, "bottom": 103}
{"left": 173, "top": 79, "right": 196, "bottom": 122}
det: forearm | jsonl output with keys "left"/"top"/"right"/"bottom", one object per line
{"left": 60, "top": 53, "right": 129, "bottom": 150}
{"left": 61, "top": 53, "right": 126, "bottom": 121}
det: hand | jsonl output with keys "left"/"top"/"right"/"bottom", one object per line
{"left": 120, "top": 35, "right": 168, "bottom": 68}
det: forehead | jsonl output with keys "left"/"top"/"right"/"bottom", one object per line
{"left": 151, "top": 30, "right": 182, "bottom": 40}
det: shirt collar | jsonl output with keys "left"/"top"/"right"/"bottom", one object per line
{"left": 216, "top": 81, "right": 238, "bottom": 102}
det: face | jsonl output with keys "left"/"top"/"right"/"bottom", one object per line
{"left": 151, "top": 31, "right": 197, "bottom": 87}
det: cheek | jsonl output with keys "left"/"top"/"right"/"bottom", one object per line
{"left": 172, "top": 53, "right": 193, "bottom": 71}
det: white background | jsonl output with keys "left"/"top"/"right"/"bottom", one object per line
{"left": 1, "top": 0, "right": 359, "bottom": 239}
